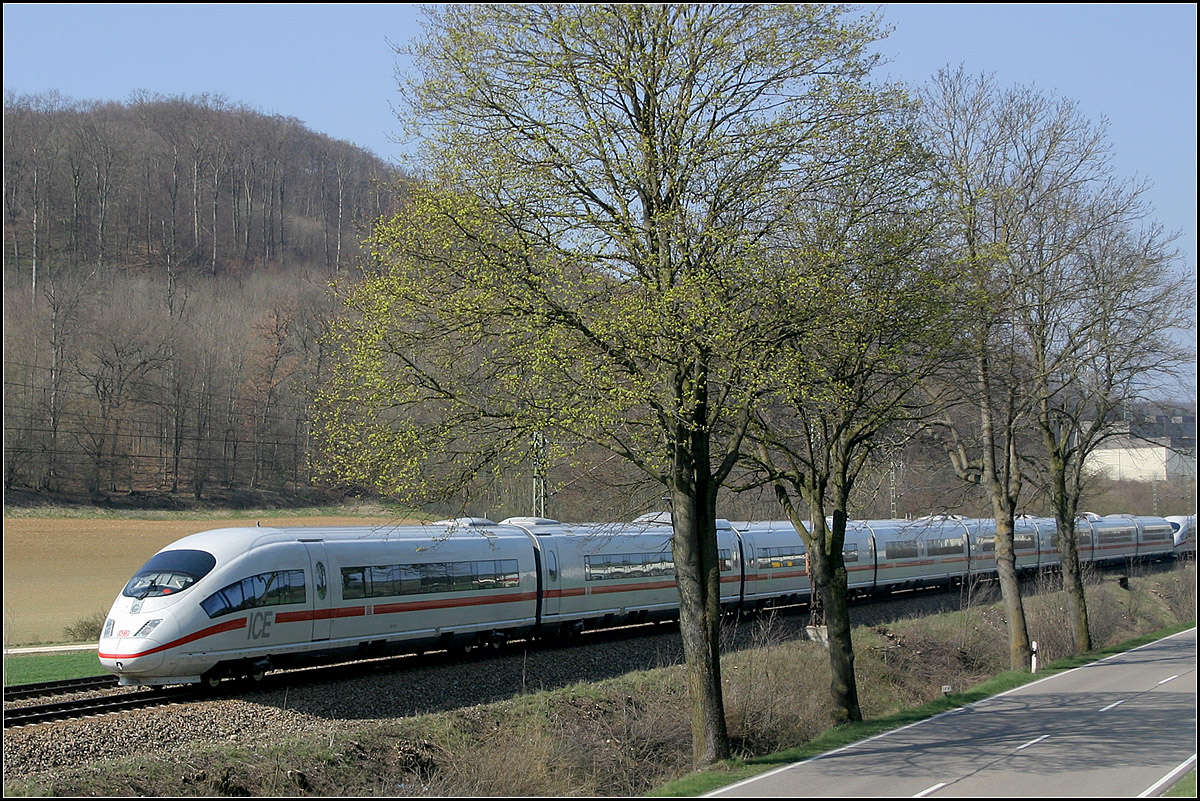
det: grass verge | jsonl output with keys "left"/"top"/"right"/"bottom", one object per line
{"left": 1165, "top": 769, "right": 1196, "bottom": 797}
{"left": 3, "top": 650, "right": 105, "bottom": 686}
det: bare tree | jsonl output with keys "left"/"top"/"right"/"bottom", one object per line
{"left": 4, "top": 91, "right": 403, "bottom": 499}
{"left": 735, "top": 104, "right": 954, "bottom": 723}
{"left": 1020, "top": 201, "right": 1192, "bottom": 651}
{"left": 4, "top": 91, "right": 67, "bottom": 305}
{"left": 72, "top": 286, "right": 169, "bottom": 492}
{"left": 919, "top": 66, "right": 1196, "bottom": 665}
{"left": 919, "top": 68, "right": 1055, "bottom": 670}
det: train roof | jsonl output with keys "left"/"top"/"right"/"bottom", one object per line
{"left": 629, "top": 512, "right": 736, "bottom": 530}
{"left": 150, "top": 513, "right": 741, "bottom": 565}
{"left": 730, "top": 515, "right": 1065, "bottom": 539}
{"left": 155, "top": 519, "right": 544, "bottom": 565}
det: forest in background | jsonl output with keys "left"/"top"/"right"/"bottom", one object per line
{"left": 2, "top": 91, "right": 404, "bottom": 506}
{"left": 2, "top": 90, "right": 1193, "bottom": 521}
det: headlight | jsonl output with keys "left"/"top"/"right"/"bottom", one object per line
{"left": 134, "top": 619, "right": 162, "bottom": 638}
{"left": 103, "top": 618, "right": 115, "bottom": 637}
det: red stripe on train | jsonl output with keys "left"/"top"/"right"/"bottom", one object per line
{"left": 99, "top": 617, "right": 246, "bottom": 659}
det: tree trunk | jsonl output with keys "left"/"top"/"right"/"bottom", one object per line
{"left": 1051, "top": 465, "right": 1092, "bottom": 652}
{"left": 1045, "top": 440, "right": 1093, "bottom": 653}
{"left": 1058, "top": 523, "right": 1092, "bottom": 652}
{"left": 670, "top": 422, "right": 730, "bottom": 768}
{"left": 993, "top": 508, "right": 1033, "bottom": 671}
{"left": 779, "top": 484, "right": 863, "bottom": 725}
{"left": 823, "top": 509, "right": 862, "bottom": 723}
{"left": 977, "top": 353, "right": 1032, "bottom": 672}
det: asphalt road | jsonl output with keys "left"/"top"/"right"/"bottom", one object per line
{"left": 707, "top": 628, "right": 1197, "bottom": 798}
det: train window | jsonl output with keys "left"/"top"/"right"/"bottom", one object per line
{"left": 203, "top": 579, "right": 244, "bottom": 617}
{"left": 273, "top": 571, "right": 307, "bottom": 605}
{"left": 926, "top": 538, "right": 964, "bottom": 556}
{"left": 342, "top": 567, "right": 366, "bottom": 599}
{"left": 425, "top": 563, "right": 451, "bottom": 591}
{"left": 449, "top": 561, "right": 475, "bottom": 591}
{"left": 1013, "top": 534, "right": 1035, "bottom": 551}
{"left": 200, "top": 569, "right": 306, "bottom": 619}
{"left": 843, "top": 545, "right": 859, "bottom": 563}
{"left": 1142, "top": 526, "right": 1171, "bottom": 542}
{"left": 756, "top": 547, "right": 805, "bottom": 569}
{"left": 497, "top": 560, "right": 521, "bottom": 587}
{"left": 421, "top": 562, "right": 452, "bottom": 593}
{"left": 398, "top": 565, "right": 423, "bottom": 594}
{"left": 340, "top": 559, "right": 522, "bottom": 598}
{"left": 1097, "top": 527, "right": 1133, "bottom": 544}
{"left": 885, "top": 541, "right": 919, "bottom": 560}
{"left": 977, "top": 536, "right": 996, "bottom": 553}
{"left": 315, "top": 561, "right": 327, "bottom": 600}
{"left": 368, "top": 564, "right": 401, "bottom": 596}
{"left": 122, "top": 549, "right": 216, "bottom": 599}
{"left": 719, "top": 549, "right": 733, "bottom": 572}
{"left": 585, "top": 552, "right": 675, "bottom": 581}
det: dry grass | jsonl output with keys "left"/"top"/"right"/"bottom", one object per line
{"left": 722, "top": 612, "right": 834, "bottom": 754}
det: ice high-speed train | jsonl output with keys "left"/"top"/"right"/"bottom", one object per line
{"left": 98, "top": 511, "right": 1184, "bottom": 687}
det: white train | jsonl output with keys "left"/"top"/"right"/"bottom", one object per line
{"left": 98, "top": 511, "right": 1184, "bottom": 687}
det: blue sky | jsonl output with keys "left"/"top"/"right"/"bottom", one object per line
{"left": 4, "top": 3, "right": 1196, "bottom": 387}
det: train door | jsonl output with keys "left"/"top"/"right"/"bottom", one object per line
{"left": 865, "top": 533, "right": 878, "bottom": 594}
{"left": 1075, "top": 518, "right": 1094, "bottom": 563}
{"left": 723, "top": 528, "right": 745, "bottom": 608}
{"left": 539, "top": 540, "right": 561, "bottom": 618}
{"left": 1035, "top": 519, "right": 1059, "bottom": 570}
{"left": 858, "top": 523, "right": 879, "bottom": 595}
{"left": 1012, "top": 518, "right": 1037, "bottom": 572}
{"left": 735, "top": 527, "right": 760, "bottom": 604}
{"left": 842, "top": 523, "right": 874, "bottom": 596}
{"left": 301, "top": 540, "right": 332, "bottom": 641}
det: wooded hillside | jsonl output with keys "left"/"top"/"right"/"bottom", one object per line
{"left": 3, "top": 91, "right": 405, "bottom": 504}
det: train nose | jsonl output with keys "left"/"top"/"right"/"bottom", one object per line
{"left": 99, "top": 644, "right": 166, "bottom": 674}
{"left": 98, "top": 614, "right": 173, "bottom": 676}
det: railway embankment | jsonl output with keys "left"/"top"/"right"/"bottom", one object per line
{"left": 3, "top": 561, "right": 1193, "bottom": 797}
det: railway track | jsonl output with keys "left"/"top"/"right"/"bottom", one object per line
{"left": 4, "top": 675, "right": 117, "bottom": 701}
{"left": 0, "top": 617, "right": 691, "bottom": 729}
{"left": 4, "top": 686, "right": 193, "bottom": 728}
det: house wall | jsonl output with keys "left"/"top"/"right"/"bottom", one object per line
{"left": 1089, "top": 442, "right": 1197, "bottom": 482}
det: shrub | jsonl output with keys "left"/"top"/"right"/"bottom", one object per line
{"left": 1151, "top": 562, "right": 1196, "bottom": 624}
{"left": 63, "top": 609, "right": 108, "bottom": 642}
